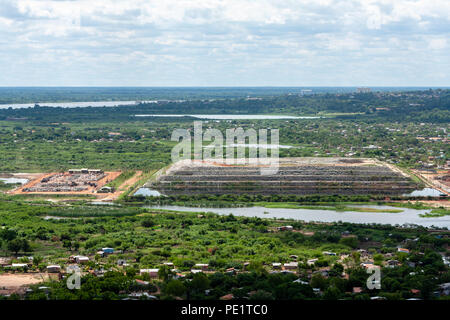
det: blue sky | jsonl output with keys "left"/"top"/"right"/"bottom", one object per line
{"left": 0, "top": 0, "right": 449, "bottom": 86}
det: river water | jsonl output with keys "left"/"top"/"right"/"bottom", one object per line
{"left": 0, "top": 101, "right": 136, "bottom": 109}
{"left": 143, "top": 204, "right": 450, "bottom": 228}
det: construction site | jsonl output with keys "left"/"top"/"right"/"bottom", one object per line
{"left": 13, "top": 169, "right": 121, "bottom": 195}
{"left": 147, "top": 157, "right": 421, "bottom": 196}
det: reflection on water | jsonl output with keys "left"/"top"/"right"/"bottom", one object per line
{"left": 145, "top": 204, "right": 450, "bottom": 228}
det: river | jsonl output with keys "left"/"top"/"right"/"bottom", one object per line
{"left": 143, "top": 204, "right": 450, "bottom": 228}
{"left": 0, "top": 101, "right": 136, "bottom": 109}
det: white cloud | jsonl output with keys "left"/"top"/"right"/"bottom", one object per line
{"left": 0, "top": 0, "right": 449, "bottom": 85}
{"left": 428, "top": 38, "right": 447, "bottom": 50}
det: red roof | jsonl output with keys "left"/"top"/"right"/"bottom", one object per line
{"left": 353, "top": 287, "right": 363, "bottom": 293}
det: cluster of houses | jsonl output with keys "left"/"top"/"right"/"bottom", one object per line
{"left": 1, "top": 236, "right": 449, "bottom": 300}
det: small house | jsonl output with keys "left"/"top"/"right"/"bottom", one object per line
{"left": 140, "top": 268, "right": 159, "bottom": 277}
{"left": 226, "top": 268, "right": 236, "bottom": 275}
{"left": 284, "top": 262, "right": 298, "bottom": 270}
{"left": 194, "top": 263, "right": 209, "bottom": 271}
{"left": 387, "top": 260, "right": 400, "bottom": 267}
{"left": 74, "top": 256, "right": 89, "bottom": 264}
{"left": 278, "top": 226, "right": 293, "bottom": 231}
{"left": 102, "top": 248, "right": 114, "bottom": 254}
{"left": 307, "top": 258, "right": 318, "bottom": 266}
{"left": 47, "top": 265, "right": 61, "bottom": 273}
{"left": 190, "top": 269, "right": 203, "bottom": 274}
{"left": 272, "top": 263, "right": 282, "bottom": 269}
{"left": 353, "top": 287, "right": 363, "bottom": 294}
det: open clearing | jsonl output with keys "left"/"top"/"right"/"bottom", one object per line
{"left": 148, "top": 157, "right": 419, "bottom": 196}
{"left": 0, "top": 273, "right": 53, "bottom": 295}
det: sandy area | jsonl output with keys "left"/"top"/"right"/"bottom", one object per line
{"left": 0, "top": 273, "right": 48, "bottom": 287}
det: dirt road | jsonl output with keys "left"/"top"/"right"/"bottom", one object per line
{"left": 100, "top": 171, "right": 143, "bottom": 201}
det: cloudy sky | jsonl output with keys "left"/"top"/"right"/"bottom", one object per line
{"left": 0, "top": 0, "right": 449, "bottom": 86}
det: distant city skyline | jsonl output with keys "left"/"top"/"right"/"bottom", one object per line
{"left": 0, "top": 0, "right": 449, "bottom": 86}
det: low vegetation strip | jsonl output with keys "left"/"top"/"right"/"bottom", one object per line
{"left": 419, "top": 208, "right": 450, "bottom": 218}
{"left": 253, "top": 202, "right": 404, "bottom": 213}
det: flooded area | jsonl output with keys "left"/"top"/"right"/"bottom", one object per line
{"left": 144, "top": 204, "right": 450, "bottom": 228}
{"left": 0, "top": 177, "right": 29, "bottom": 184}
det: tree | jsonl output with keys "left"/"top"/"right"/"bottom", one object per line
{"left": 33, "top": 255, "right": 43, "bottom": 266}
{"left": 158, "top": 265, "right": 174, "bottom": 282}
{"left": 63, "top": 240, "right": 72, "bottom": 251}
{"left": 311, "top": 274, "right": 328, "bottom": 290}
{"left": 323, "top": 286, "right": 342, "bottom": 300}
{"left": 21, "top": 239, "right": 31, "bottom": 253}
{"left": 189, "top": 273, "right": 210, "bottom": 292}
{"left": 141, "top": 219, "right": 155, "bottom": 228}
{"left": 8, "top": 239, "right": 23, "bottom": 255}
{"left": 339, "top": 237, "right": 358, "bottom": 249}
{"left": 164, "top": 280, "right": 186, "bottom": 297}
{"left": 0, "top": 229, "right": 17, "bottom": 241}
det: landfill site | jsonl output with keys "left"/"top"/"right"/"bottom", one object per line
{"left": 147, "top": 157, "right": 420, "bottom": 196}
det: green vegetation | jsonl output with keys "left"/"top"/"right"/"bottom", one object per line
{"left": 0, "top": 89, "right": 448, "bottom": 172}
{"left": 420, "top": 208, "right": 450, "bottom": 218}
{"left": 0, "top": 88, "right": 448, "bottom": 301}
{"left": 0, "top": 196, "right": 447, "bottom": 301}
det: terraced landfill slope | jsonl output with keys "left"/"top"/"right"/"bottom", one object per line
{"left": 148, "top": 158, "right": 419, "bottom": 196}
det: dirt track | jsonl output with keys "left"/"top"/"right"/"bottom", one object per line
{"left": 99, "top": 171, "right": 143, "bottom": 201}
